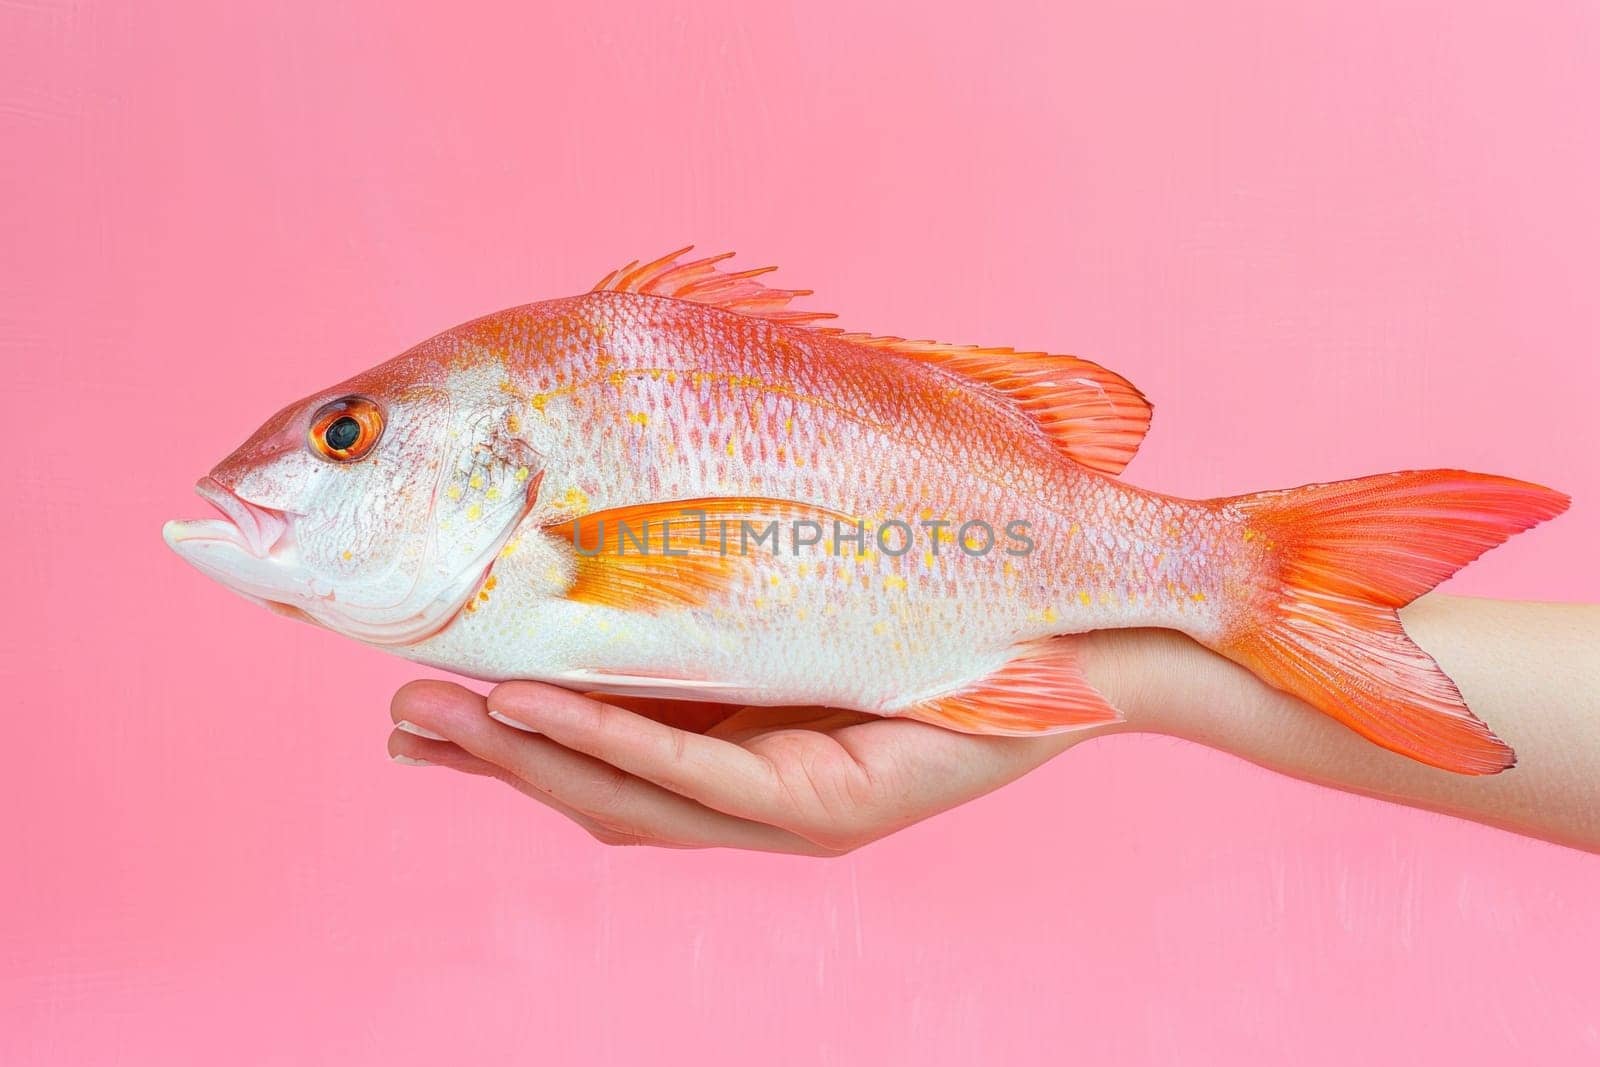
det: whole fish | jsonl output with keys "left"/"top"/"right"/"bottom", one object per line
{"left": 164, "top": 248, "right": 1568, "bottom": 774}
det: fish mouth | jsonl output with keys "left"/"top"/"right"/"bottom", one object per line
{"left": 164, "top": 477, "right": 291, "bottom": 560}
{"left": 163, "top": 478, "right": 308, "bottom": 613}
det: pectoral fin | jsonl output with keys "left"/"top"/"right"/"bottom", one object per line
{"left": 543, "top": 497, "right": 850, "bottom": 612}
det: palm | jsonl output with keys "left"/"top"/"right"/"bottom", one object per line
{"left": 388, "top": 681, "right": 1081, "bottom": 854}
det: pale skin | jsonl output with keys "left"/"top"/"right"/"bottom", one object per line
{"left": 387, "top": 595, "right": 1600, "bottom": 856}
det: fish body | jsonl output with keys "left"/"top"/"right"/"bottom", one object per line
{"left": 407, "top": 290, "right": 1212, "bottom": 692}
{"left": 166, "top": 250, "right": 1568, "bottom": 773}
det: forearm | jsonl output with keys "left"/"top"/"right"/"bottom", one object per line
{"left": 1076, "top": 596, "right": 1600, "bottom": 852}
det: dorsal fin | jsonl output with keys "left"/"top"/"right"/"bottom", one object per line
{"left": 592, "top": 248, "right": 1153, "bottom": 475}
{"left": 592, "top": 246, "right": 838, "bottom": 326}
{"left": 819, "top": 333, "right": 1152, "bottom": 476}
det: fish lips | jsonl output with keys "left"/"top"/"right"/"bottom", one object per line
{"left": 163, "top": 478, "right": 306, "bottom": 606}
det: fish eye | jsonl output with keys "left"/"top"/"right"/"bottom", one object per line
{"left": 309, "top": 396, "right": 384, "bottom": 462}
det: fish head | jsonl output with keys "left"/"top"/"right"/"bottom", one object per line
{"left": 163, "top": 348, "right": 540, "bottom": 646}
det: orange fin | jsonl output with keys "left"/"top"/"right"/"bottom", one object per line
{"left": 592, "top": 248, "right": 1152, "bottom": 475}
{"left": 543, "top": 496, "right": 850, "bottom": 612}
{"left": 823, "top": 335, "right": 1152, "bottom": 475}
{"left": 900, "top": 639, "right": 1124, "bottom": 735}
{"left": 1217, "top": 470, "right": 1569, "bottom": 775}
{"left": 592, "top": 246, "right": 837, "bottom": 326}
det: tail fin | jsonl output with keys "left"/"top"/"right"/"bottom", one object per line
{"left": 1212, "top": 470, "right": 1569, "bottom": 775}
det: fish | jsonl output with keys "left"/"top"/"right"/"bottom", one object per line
{"left": 163, "top": 247, "right": 1569, "bottom": 774}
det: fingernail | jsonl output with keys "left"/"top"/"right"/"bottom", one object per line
{"left": 395, "top": 720, "right": 446, "bottom": 741}
{"left": 391, "top": 754, "right": 433, "bottom": 767}
{"left": 488, "top": 710, "right": 540, "bottom": 734}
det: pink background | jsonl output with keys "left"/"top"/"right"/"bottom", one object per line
{"left": 4, "top": 2, "right": 1598, "bottom": 1063}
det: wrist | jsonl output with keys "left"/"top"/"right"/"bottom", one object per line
{"left": 1075, "top": 627, "right": 1225, "bottom": 736}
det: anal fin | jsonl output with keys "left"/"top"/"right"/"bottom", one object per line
{"left": 900, "top": 639, "right": 1124, "bottom": 736}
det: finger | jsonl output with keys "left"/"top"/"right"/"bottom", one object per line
{"left": 481, "top": 727, "right": 827, "bottom": 853}
{"left": 386, "top": 730, "right": 500, "bottom": 776}
{"left": 590, "top": 693, "right": 738, "bottom": 733}
{"left": 485, "top": 681, "right": 787, "bottom": 823}
{"left": 389, "top": 684, "right": 620, "bottom": 841}
{"left": 396, "top": 681, "right": 829, "bottom": 854}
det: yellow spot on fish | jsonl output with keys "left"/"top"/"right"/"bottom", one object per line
{"left": 883, "top": 574, "right": 907, "bottom": 592}
{"left": 725, "top": 438, "right": 735, "bottom": 457}
{"left": 1078, "top": 590, "right": 1092, "bottom": 606}
{"left": 486, "top": 487, "right": 501, "bottom": 501}
{"left": 500, "top": 540, "right": 520, "bottom": 558}
{"left": 507, "top": 414, "right": 521, "bottom": 433}
{"left": 768, "top": 574, "right": 780, "bottom": 587}
{"left": 923, "top": 550, "right": 935, "bottom": 569}
{"left": 1243, "top": 528, "right": 1257, "bottom": 542}
{"left": 872, "top": 622, "right": 887, "bottom": 636}
{"left": 447, "top": 485, "right": 463, "bottom": 500}
{"left": 469, "top": 474, "right": 484, "bottom": 490}
{"left": 467, "top": 504, "right": 482, "bottom": 520}
{"left": 342, "top": 550, "right": 353, "bottom": 561}
{"left": 1191, "top": 591, "right": 1207, "bottom": 602}
{"left": 628, "top": 412, "right": 649, "bottom": 426}
{"left": 514, "top": 466, "right": 529, "bottom": 482}
{"left": 531, "top": 393, "right": 550, "bottom": 411}
{"left": 608, "top": 370, "right": 626, "bottom": 389}
{"left": 1042, "top": 606, "right": 1059, "bottom": 623}
{"left": 484, "top": 575, "right": 497, "bottom": 591}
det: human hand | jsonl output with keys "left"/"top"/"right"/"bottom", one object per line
{"left": 387, "top": 673, "right": 1124, "bottom": 855}
{"left": 388, "top": 599, "right": 1600, "bottom": 855}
